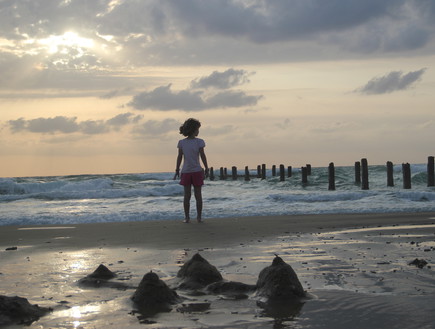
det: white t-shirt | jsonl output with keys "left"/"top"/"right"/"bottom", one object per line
{"left": 177, "top": 138, "right": 205, "bottom": 173}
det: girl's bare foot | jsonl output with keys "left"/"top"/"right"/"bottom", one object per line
{"left": 183, "top": 219, "right": 190, "bottom": 223}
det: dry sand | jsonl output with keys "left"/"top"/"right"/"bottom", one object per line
{"left": 1, "top": 212, "right": 435, "bottom": 328}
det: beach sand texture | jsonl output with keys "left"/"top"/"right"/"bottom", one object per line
{"left": 1, "top": 212, "right": 435, "bottom": 328}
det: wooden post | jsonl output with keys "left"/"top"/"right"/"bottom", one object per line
{"left": 402, "top": 163, "right": 411, "bottom": 189}
{"left": 301, "top": 166, "right": 308, "bottom": 184}
{"left": 224, "top": 167, "right": 228, "bottom": 179}
{"left": 232, "top": 166, "right": 237, "bottom": 180}
{"left": 261, "top": 164, "right": 266, "bottom": 180}
{"left": 428, "top": 156, "right": 434, "bottom": 187}
{"left": 355, "top": 161, "right": 361, "bottom": 184}
{"left": 272, "top": 165, "right": 276, "bottom": 176}
{"left": 288, "top": 166, "right": 292, "bottom": 178}
{"left": 361, "top": 158, "right": 369, "bottom": 190}
{"left": 306, "top": 164, "right": 312, "bottom": 175}
{"left": 209, "top": 167, "right": 215, "bottom": 181}
{"left": 257, "top": 165, "right": 261, "bottom": 178}
{"left": 279, "top": 164, "right": 285, "bottom": 181}
{"left": 387, "top": 161, "right": 394, "bottom": 187}
{"left": 220, "top": 167, "right": 225, "bottom": 180}
{"left": 245, "top": 166, "right": 250, "bottom": 181}
{"left": 328, "top": 162, "right": 335, "bottom": 190}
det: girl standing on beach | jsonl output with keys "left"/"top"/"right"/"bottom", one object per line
{"left": 174, "top": 118, "right": 209, "bottom": 223}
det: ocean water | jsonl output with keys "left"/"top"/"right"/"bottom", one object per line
{"left": 0, "top": 164, "right": 434, "bottom": 226}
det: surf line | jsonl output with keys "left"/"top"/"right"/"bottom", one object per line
{"left": 18, "top": 226, "right": 76, "bottom": 230}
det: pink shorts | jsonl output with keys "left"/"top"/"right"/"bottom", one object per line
{"left": 180, "top": 171, "right": 204, "bottom": 187}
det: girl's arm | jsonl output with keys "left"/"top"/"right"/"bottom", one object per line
{"left": 174, "top": 148, "right": 183, "bottom": 179}
{"left": 199, "top": 147, "right": 209, "bottom": 177}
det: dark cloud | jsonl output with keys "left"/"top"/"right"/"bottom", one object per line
{"left": 7, "top": 112, "right": 140, "bottom": 134}
{"left": 128, "top": 70, "right": 262, "bottom": 112}
{"left": 2, "top": 0, "right": 418, "bottom": 45}
{"left": 108, "top": 0, "right": 434, "bottom": 57}
{"left": 2, "top": 1, "right": 433, "bottom": 56}
{"left": 127, "top": 86, "right": 262, "bottom": 111}
{"left": 128, "top": 85, "right": 206, "bottom": 111}
{"left": 7, "top": 118, "right": 26, "bottom": 133}
{"left": 79, "top": 120, "right": 108, "bottom": 135}
{"left": 0, "top": 0, "right": 434, "bottom": 96}
{"left": 167, "top": 0, "right": 400, "bottom": 42}
{"left": 355, "top": 68, "right": 427, "bottom": 94}
{"left": 9, "top": 116, "right": 80, "bottom": 134}
{"left": 190, "top": 68, "right": 252, "bottom": 89}
{"left": 383, "top": 25, "right": 431, "bottom": 52}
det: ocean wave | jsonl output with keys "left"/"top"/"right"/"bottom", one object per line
{"left": 0, "top": 178, "right": 26, "bottom": 195}
{"left": 0, "top": 166, "right": 434, "bottom": 226}
{"left": 0, "top": 176, "right": 182, "bottom": 202}
{"left": 0, "top": 177, "right": 113, "bottom": 194}
{"left": 267, "top": 191, "right": 374, "bottom": 203}
{"left": 396, "top": 191, "right": 435, "bottom": 202}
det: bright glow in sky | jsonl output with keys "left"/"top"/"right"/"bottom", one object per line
{"left": 0, "top": 0, "right": 434, "bottom": 177}
{"left": 38, "top": 32, "right": 94, "bottom": 54}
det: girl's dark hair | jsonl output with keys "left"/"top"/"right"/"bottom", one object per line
{"left": 179, "top": 118, "right": 201, "bottom": 137}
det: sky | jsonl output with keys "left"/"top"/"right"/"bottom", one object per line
{"left": 1, "top": 0, "right": 434, "bottom": 177}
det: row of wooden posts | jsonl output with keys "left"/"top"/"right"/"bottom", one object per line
{"left": 208, "top": 156, "right": 435, "bottom": 190}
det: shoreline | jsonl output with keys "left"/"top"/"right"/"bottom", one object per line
{"left": 1, "top": 212, "right": 435, "bottom": 251}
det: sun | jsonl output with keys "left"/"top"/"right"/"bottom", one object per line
{"left": 38, "top": 31, "right": 94, "bottom": 55}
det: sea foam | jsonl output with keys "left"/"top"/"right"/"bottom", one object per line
{"left": 1, "top": 165, "right": 434, "bottom": 226}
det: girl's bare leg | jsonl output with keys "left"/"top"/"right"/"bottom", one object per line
{"left": 183, "top": 185, "right": 191, "bottom": 222}
{"left": 194, "top": 186, "right": 203, "bottom": 222}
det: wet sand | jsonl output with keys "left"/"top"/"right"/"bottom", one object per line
{"left": 1, "top": 212, "right": 435, "bottom": 328}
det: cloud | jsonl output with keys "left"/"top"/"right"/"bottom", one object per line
{"left": 0, "top": 0, "right": 434, "bottom": 100}
{"left": 1, "top": 1, "right": 433, "bottom": 72}
{"left": 168, "top": 1, "right": 395, "bottom": 42}
{"left": 207, "top": 91, "right": 262, "bottom": 108}
{"left": 355, "top": 68, "right": 427, "bottom": 94}
{"left": 9, "top": 116, "right": 80, "bottom": 134}
{"left": 100, "top": 87, "right": 135, "bottom": 99}
{"left": 0, "top": 52, "right": 149, "bottom": 94}
{"left": 3, "top": 0, "right": 417, "bottom": 46}
{"left": 128, "top": 69, "right": 262, "bottom": 111}
{"left": 128, "top": 84, "right": 206, "bottom": 111}
{"left": 107, "top": 113, "right": 143, "bottom": 126}
{"left": 109, "top": 0, "right": 434, "bottom": 59}
{"left": 79, "top": 120, "right": 108, "bottom": 135}
{"left": 8, "top": 118, "right": 28, "bottom": 133}
{"left": 128, "top": 85, "right": 261, "bottom": 111}
{"left": 190, "top": 68, "right": 252, "bottom": 89}
{"left": 133, "top": 118, "right": 180, "bottom": 137}
{"left": 7, "top": 113, "right": 140, "bottom": 135}
{"left": 100, "top": 90, "right": 122, "bottom": 99}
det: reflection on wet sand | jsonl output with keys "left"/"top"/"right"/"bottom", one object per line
{"left": 1, "top": 223, "right": 434, "bottom": 328}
